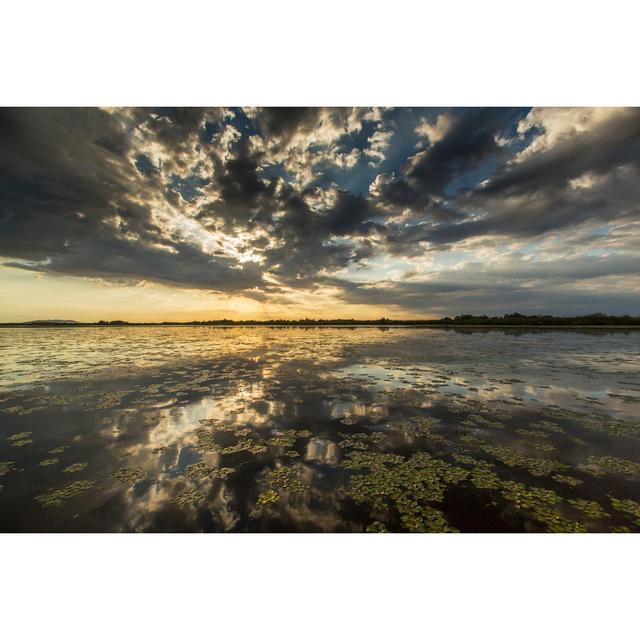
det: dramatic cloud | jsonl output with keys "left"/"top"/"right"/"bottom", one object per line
{"left": 1, "top": 107, "right": 639, "bottom": 317}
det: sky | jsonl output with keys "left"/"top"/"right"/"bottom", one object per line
{"left": 0, "top": 106, "right": 639, "bottom": 322}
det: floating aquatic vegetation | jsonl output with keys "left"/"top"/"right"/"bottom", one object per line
{"left": 586, "top": 455, "right": 640, "bottom": 476}
{"left": 265, "top": 467, "right": 309, "bottom": 493}
{"left": 499, "top": 481, "right": 586, "bottom": 532}
{"left": 7, "top": 431, "right": 32, "bottom": 442}
{"left": 553, "top": 474, "right": 582, "bottom": 487}
{"left": 366, "top": 521, "right": 388, "bottom": 533}
{"left": 222, "top": 438, "right": 268, "bottom": 455}
{"left": 286, "top": 450, "right": 300, "bottom": 458}
{"left": 39, "top": 458, "right": 59, "bottom": 467}
{"left": 264, "top": 466, "right": 308, "bottom": 494}
{"left": 172, "top": 487, "right": 205, "bottom": 508}
{"left": 257, "top": 489, "right": 280, "bottom": 505}
{"left": 398, "top": 503, "right": 459, "bottom": 533}
{"left": 186, "top": 462, "right": 214, "bottom": 480}
{"left": 213, "top": 467, "right": 235, "bottom": 479}
{"left": 339, "top": 431, "right": 387, "bottom": 451}
{"left": 343, "top": 451, "right": 466, "bottom": 531}
{"left": 483, "top": 445, "right": 566, "bottom": 477}
{"left": 0, "top": 461, "right": 15, "bottom": 477}
{"left": 452, "top": 453, "right": 477, "bottom": 466}
{"left": 35, "top": 480, "right": 95, "bottom": 507}
{"left": 531, "top": 442, "right": 556, "bottom": 453}
{"left": 185, "top": 463, "right": 234, "bottom": 481}
{"left": 500, "top": 481, "right": 561, "bottom": 510}
{"left": 49, "top": 446, "right": 69, "bottom": 455}
{"left": 568, "top": 499, "right": 609, "bottom": 519}
{"left": 340, "top": 450, "right": 404, "bottom": 472}
{"left": 451, "top": 454, "right": 501, "bottom": 489}
{"left": 63, "top": 463, "right": 88, "bottom": 473}
{"left": 387, "top": 415, "right": 440, "bottom": 439}
{"left": 266, "top": 429, "right": 311, "bottom": 448}
{"left": 515, "top": 429, "right": 549, "bottom": 439}
{"left": 110, "top": 467, "right": 147, "bottom": 485}
{"left": 193, "top": 427, "right": 222, "bottom": 453}
{"left": 609, "top": 497, "right": 640, "bottom": 525}
{"left": 11, "top": 439, "right": 33, "bottom": 447}
{"left": 468, "top": 414, "right": 505, "bottom": 430}
{"left": 529, "top": 420, "right": 564, "bottom": 434}
{"left": 470, "top": 462, "right": 501, "bottom": 490}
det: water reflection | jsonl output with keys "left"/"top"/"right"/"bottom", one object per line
{"left": 0, "top": 327, "right": 639, "bottom": 532}
{"left": 305, "top": 439, "right": 340, "bottom": 465}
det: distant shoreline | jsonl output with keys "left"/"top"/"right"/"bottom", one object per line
{"left": 2, "top": 323, "right": 639, "bottom": 329}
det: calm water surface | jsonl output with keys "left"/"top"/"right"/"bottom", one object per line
{"left": 1, "top": 327, "right": 639, "bottom": 532}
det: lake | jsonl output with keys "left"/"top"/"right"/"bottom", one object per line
{"left": 1, "top": 326, "right": 639, "bottom": 532}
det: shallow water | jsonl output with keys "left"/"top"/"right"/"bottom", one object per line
{"left": 1, "top": 326, "right": 639, "bottom": 532}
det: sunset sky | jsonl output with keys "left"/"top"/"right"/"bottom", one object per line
{"left": 1, "top": 107, "right": 639, "bottom": 322}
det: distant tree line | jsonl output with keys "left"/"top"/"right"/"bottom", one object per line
{"left": 5, "top": 313, "right": 639, "bottom": 327}
{"left": 89, "top": 313, "right": 640, "bottom": 326}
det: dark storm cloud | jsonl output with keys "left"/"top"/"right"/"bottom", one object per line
{"left": 0, "top": 107, "right": 262, "bottom": 292}
{"left": 480, "top": 108, "right": 640, "bottom": 196}
{"left": 370, "top": 107, "right": 640, "bottom": 255}
{"left": 1, "top": 107, "right": 639, "bottom": 315}
{"left": 372, "top": 108, "right": 523, "bottom": 209}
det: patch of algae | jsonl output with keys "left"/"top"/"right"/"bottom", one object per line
{"left": 482, "top": 445, "right": 566, "bottom": 477}
{"left": 49, "top": 446, "right": 69, "bottom": 455}
{"left": 470, "top": 462, "right": 501, "bottom": 490}
{"left": 568, "top": 499, "right": 609, "bottom": 520}
{"left": 467, "top": 414, "right": 505, "bottom": 430}
{"left": 339, "top": 432, "right": 387, "bottom": 450}
{"left": 586, "top": 455, "right": 640, "bottom": 476}
{"left": 7, "top": 431, "right": 31, "bottom": 442}
{"left": 366, "top": 521, "right": 388, "bottom": 533}
{"left": 172, "top": 487, "right": 205, "bottom": 508}
{"left": 609, "top": 497, "right": 640, "bottom": 525}
{"left": 193, "top": 427, "right": 222, "bottom": 453}
{"left": 515, "top": 429, "right": 549, "bottom": 439}
{"left": 341, "top": 451, "right": 465, "bottom": 532}
{"left": 11, "top": 439, "right": 33, "bottom": 447}
{"left": 0, "top": 461, "right": 16, "bottom": 477}
{"left": 386, "top": 416, "right": 441, "bottom": 439}
{"left": 553, "top": 474, "right": 583, "bottom": 487}
{"left": 186, "top": 463, "right": 234, "bottom": 480}
{"left": 39, "top": 458, "right": 59, "bottom": 467}
{"left": 35, "top": 480, "right": 95, "bottom": 507}
{"left": 257, "top": 489, "right": 280, "bottom": 505}
{"left": 452, "top": 454, "right": 501, "bottom": 489}
{"left": 528, "top": 420, "right": 564, "bottom": 434}
{"left": 264, "top": 466, "right": 309, "bottom": 494}
{"left": 63, "top": 463, "right": 88, "bottom": 473}
{"left": 499, "top": 481, "right": 587, "bottom": 532}
{"left": 531, "top": 442, "right": 556, "bottom": 453}
{"left": 110, "top": 467, "right": 147, "bottom": 485}
{"left": 266, "top": 430, "right": 314, "bottom": 448}
{"left": 222, "top": 438, "right": 268, "bottom": 455}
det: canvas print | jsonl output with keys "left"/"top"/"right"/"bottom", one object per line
{"left": 0, "top": 107, "right": 638, "bottom": 533}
